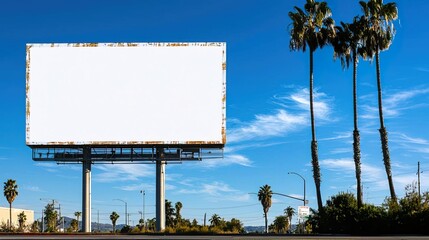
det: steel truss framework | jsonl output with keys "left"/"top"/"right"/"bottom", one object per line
{"left": 32, "top": 146, "right": 223, "bottom": 163}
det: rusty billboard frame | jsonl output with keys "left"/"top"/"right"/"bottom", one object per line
{"left": 26, "top": 42, "right": 226, "bottom": 148}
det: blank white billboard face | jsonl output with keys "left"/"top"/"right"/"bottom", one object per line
{"left": 26, "top": 43, "right": 226, "bottom": 146}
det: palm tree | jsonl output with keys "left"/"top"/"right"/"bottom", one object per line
{"left": 209, "top": 214, "right": 221, "bottom": 227}
{"left": 74, "top": 211, "right": 81, "bottom": 231}
{"left": 272, "top": 215, "right": 289, "bottom": 234}
{"left": 165, "top": 199, "right": 175, "bottom": 227}
{"left": 360, "top": 0, "right": 398, "bottom": 203}
{"left": 4, "top": 179, "right": 18, "bottom": 230}
{"left": 110, "top": 211, "right": 120, "bottom": 232}
{"left": 289, "top": 0, "right": 336, "bottom": 211}
{"left": 175, "top": 201, "right": 183, "bottom": 226}
{"left": 258, "top": 184, "right": 273, "bottom": 233}
{"left": 332, "top": 16, "right": 367, "bottom": 209}
{"left": 17, "top": 211, "right": 27, "bottom": 232}
{"left": 284, "top": 206, "right": 295, "bottom": 231}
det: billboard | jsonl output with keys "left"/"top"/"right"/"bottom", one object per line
{"left": 26, "top": 43, "right": 226, "bottom": 147}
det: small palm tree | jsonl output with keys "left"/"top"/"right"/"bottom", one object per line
{"left": 332, "top": 16, "right": 367, "bottom": 209}
{"left": 289, "top": 0, "right": 336, "bottom": 211}
{"left": 4, "top": 179, "right": 18, "bottom": 230}
{"left": 74, "top": 211, "right": 81, "bottom": 231}
{"left": 360, "top": 0, "right": 398, "bottom": 204}
{"left": 284, "top": 206, "right": 295, "bottom": 231}
{"left": 17, "top": 211, "right": 27, "bottom": 232}
{"left": 209, "top": 214, "right": 221, "bottom": 227}
{"left": 110, "top": 211, "right": 120, "bottom": 232}
{"left": 258, "top": 184, "right": 273, "bottom": 233}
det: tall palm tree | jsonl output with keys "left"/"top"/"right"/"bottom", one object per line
{"left": 258, "top": 184, "right": 273, "bottom": 233}
{"left": 4, "top": 179, "right": 18, "bottom": 230}
{"left": 360, "top": 0, "right": 398, "bottom": 203}
{"left": 289, "top": 0, "right": 336, "bottom": 211}
{"left": 332, "top": 16, "right": 367, "bottom": 209}
{"left": 110, "top": 211, "right": 119, "bottom": 232}
{"left": 284, "top": 206, "right": 295, "bottom": 231}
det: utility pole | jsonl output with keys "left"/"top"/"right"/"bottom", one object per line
{"left": 418, "top": 161, "right": 422, "bottom": 206}
{"left": 41, "top": 210, "right": 44, "bottom": 232}
{"left": 203, "top": 213, "right": 206, "bottom": 227}
{"left": 97, "top": 210, "right": 100, "bottom": 232}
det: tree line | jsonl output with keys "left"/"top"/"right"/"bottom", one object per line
{"left": 108, "top": 199, "right": 244, "bottom": 234}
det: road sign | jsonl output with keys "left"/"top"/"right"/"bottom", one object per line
{"left": 298, "top": 206, "right": 310, "bottom": 220}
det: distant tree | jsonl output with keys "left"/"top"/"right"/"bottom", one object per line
{"left": 209, "top": 214, "right": 221, "bottom": 227}
{"left": 165, "top": 199, "right": 175, "bottom": 227}
{"left": 258, "top": 184, "right": 273, "bottom": 233}
{"left": 272, "top": 215, "right": 289, "bottom": 234}
{"left": 289, "top": 0, "right": 336, "bottom": 211}
{"left": 284, "top": 206, "right": 296, "bottom": 231}
{"left": 70, "top": 219, "right": 78, "bottom": 232}
{"left": 17, "top": 211, "right": 26, "bottom": 232}
{"left": 110, "top": 211, "right": 120, "bottom": 233}
{"left": 4, "top": 179, "right": 18, "bottom": 230}
{"left": 191, "top": 218, "right": 198, "bottom": 227}
{"left": 74, "top": 211, "right": 81, "bottom": 231}
{"left": 137, "top": 218, "right": 145, "bottom": 231}
{"left": 175, "top": 201, "right": 183, "bottom": 226}
{"left": 43, "top": 203, "right": 58, "bottom": 232}
{"left": 30, "top": 220, "right": 39, "bottom": 233}
{"left": 226, "top": 218, "right": 243, "bottom": 233}
{"left": 146, "top": 218, "right": 156, "bottom": 231}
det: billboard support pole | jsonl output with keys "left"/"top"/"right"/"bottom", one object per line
{"left": 82, "top": 146, "right": 92, "bottom": 233}
{"left": 156, "top": 148, "right": 166, "bottom": 232}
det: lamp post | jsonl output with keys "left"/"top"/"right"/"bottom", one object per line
{"left": 288, "top": 172, "right": 306, "bottom": 206}
{"left": 140, "top": 190, "right": 145, "bottom": 224}
{"left": 114, "top": 199, "right": 128, "bottom": 226}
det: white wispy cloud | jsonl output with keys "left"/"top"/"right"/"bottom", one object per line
{"left": 320, "top": 132, "right": 352, "bottom": 141}
{"left": 34, "top": 162, "right": 58, "bottom": 172}
{"left": 116, "top": 183, "right": 155, "bottom": 191}
{"left": 227, "top": 109, "right": 306, "bottom": 143}
{"left": 93, "top": 164, "right": 153, "bottom": 182}
{"left": 178, "top": 181, "right": 248, "bottom": 202}
{"left": 320, "top": 158, "right": 384, "bottom": 183}
{"left": 228, "top": 87, "right": 334, "bottom": 144}
{"left": 361, "top": 87, "right": 429, "bottom": 119}
{"left": 198, "top": 154, "right": 253, "bottom": 168}
{"left": 416, "top": 67, "right": 429, "bottom": 73}
{"left": 329, "top": 147, "right": 353, "bottom": 155}
{"left": 24, "top": 185, "right": 43, "bottom": 192}
{"left": 391, "top": 133, "right": 429, "bottom": 155}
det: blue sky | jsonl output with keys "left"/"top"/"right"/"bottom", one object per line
{"left": 1, "top": 0, "right": 429, "bottom": 227}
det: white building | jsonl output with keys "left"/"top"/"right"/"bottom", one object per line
{"left": 0, "top": 207, "right": 34, "bottom": 228}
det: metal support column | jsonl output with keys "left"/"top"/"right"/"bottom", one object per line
{"left": 82, "top": 147, "right": 92, "bottom": 232}
{"left": 155, "top": 148, "right": 165, "bottom": 232}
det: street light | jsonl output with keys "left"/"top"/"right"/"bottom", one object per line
{"left": 140, "top": 190, "right": 145, "bottom": 224}
{"left": 288, "top": 172, "right": 306, "bottom": 206}
{"left": 113, "top": 199, "right": 128, "bottom": 226}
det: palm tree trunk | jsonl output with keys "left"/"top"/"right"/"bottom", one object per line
{"left": 9, "top": 202, "right": 12, "bottom": 231}
{"left": 353, "top": 53, "right": 363, "bottom": 209}
{"left": 375, "top": 50, "right": 397, "bottom": 204}
{"left": 309, "top": 50, "right": 323, "bottom": 211}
